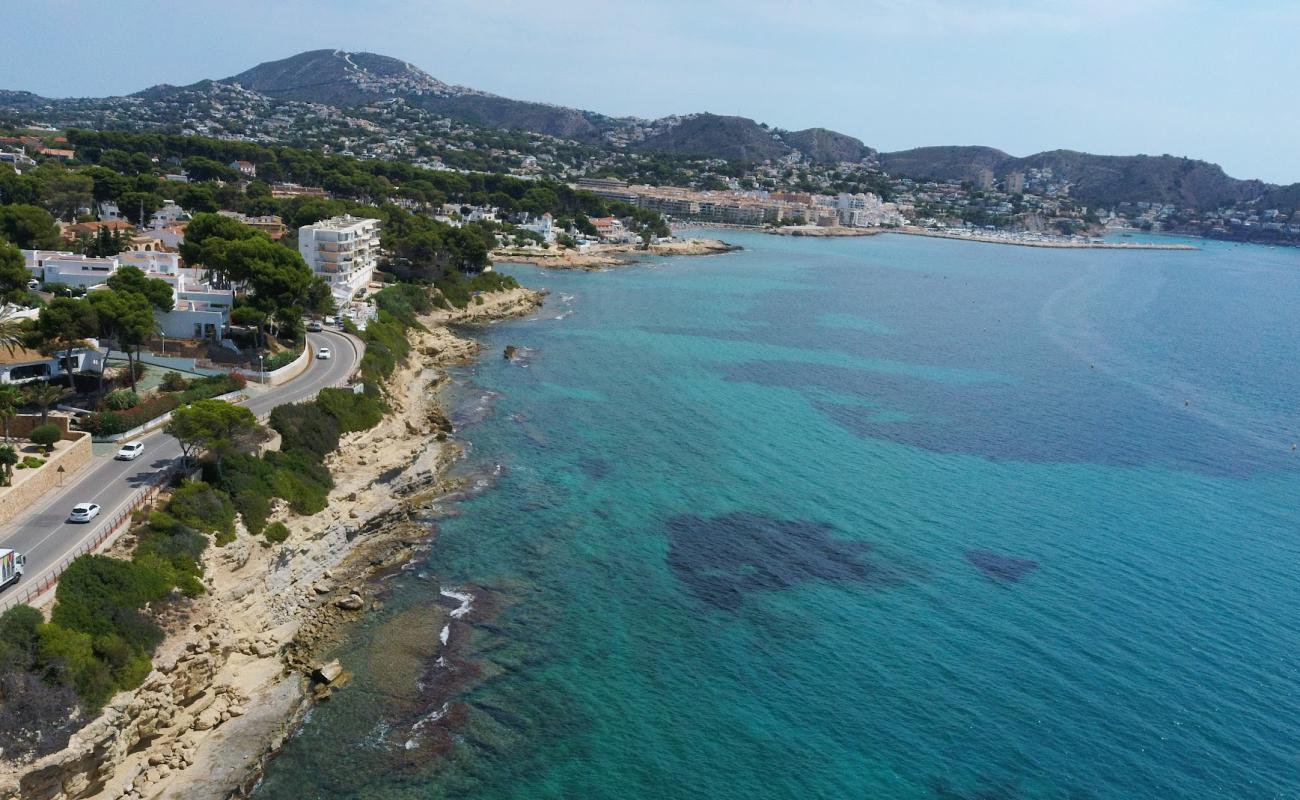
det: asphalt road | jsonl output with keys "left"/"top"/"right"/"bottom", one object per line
{"left": 0, "top": 330, "right": 360, "bottom": 604}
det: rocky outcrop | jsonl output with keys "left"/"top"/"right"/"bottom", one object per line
{"left": 0, "top": 626, "right": 267, "bottom": 800}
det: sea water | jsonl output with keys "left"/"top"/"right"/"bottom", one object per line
{"left": 254, "top": 231, "right": 1300, "bottom": 799}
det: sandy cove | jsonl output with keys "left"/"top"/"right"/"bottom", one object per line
{"left": 492, "top": 237, "right": 740, "bottom": 270}
{"left": 0, "top": 287, "right": 544, "bottom": 800}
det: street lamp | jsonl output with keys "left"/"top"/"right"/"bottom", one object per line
{"left": 257, "top": 353, "right": 264, "bottom": 382}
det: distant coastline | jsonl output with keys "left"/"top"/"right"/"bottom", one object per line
{"left": 888, "top": 227, "right": 1199, "bottom": 250}
{"left": 672, "top": 222, "right": 1198, "bottom": 250}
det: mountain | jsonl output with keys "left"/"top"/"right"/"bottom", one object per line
{"left": 0, "top": 90, "right": 50, "bottom": 110}
{"left": 878, "top": 147, "right": 1267, "bottom": 210}
{"left": 878, "top": 146, "right": 1010, "bottom": 181}
{"left": 632, "top": 116, "right": 875, "bottom": 163}
{"left": 221, "top": 49, "right": 612, "bottom": 141}
{"left": 783, "top": 128, "right": 874, "bottom": 164}
{"left": 1, "top": 48, "right": 1293, "bottom": 211}
{"left": 635, "top": 114, "right": 792, "bottom": 161}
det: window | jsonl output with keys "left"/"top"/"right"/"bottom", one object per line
{"left": 8, "top": 363, "right": 50, "bottom": 381}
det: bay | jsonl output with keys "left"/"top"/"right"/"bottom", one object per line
{"left": 255, "top": 230, "right": 1300, "bottom": 799}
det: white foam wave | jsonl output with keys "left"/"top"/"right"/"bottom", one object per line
{"left": 440, "top": 587, "right": 474, "bottom": 619}
{"left": 404, "top": 702, "right": 452, "bottom": 749}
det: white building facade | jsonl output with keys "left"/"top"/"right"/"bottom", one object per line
{"left": 22, "top": 249, "right": 233, "bottom": 340}
{"left": 297, "top": 215, "right": 381, "bottom": 303}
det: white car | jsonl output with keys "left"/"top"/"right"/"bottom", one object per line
{"left": 68, "top": 503, "right": 101, "bottom": 523}
{"left": 115, "top": 441, "right": 145, "bottom": 461}
{"left": 317, "top": 347, "right": 332, "bottom": 360}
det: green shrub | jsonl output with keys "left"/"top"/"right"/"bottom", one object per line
{"left": 134, "top": 512, "right": 207, "bottom": 595}
{"left": 84, "top": 395, "right": 180, "bottom": 436}
{"left": 166, "top": 481, "right": 236, "bottom": 543}
{"left": 316, "top": 387, "right": 385, "bottom": 433}
{"left": 265, "top": 450, "right": 332, "bottom": 515}
{"left": 0, "top": 605, "right": 44, "bottom": 667}
{"left": 434, "top": 271, "right": 519, "bottom": 310}
{"left": 269, "top": 401, "right": 339, "bottom": 460}
{"left": 374, "top": 283, "right": 434, "bottom": 326}
{"left": 21, "top": 456, "right": 45, "bottom": 469}
{"left": 160, "top": 372, "right": 188, "bottom": 392}
{"left": 207, "top": 453, "right": 276, "bottom": 534}
{"left": 358, "top": 310, "right": 410, "bottom": 383}
{"left": 178, "top": 372, "right": 246, "bottom": 404}
{"left": 263, "top": 346, "right": 304, "bottom": 372}
{"left": 103, "top": 390, "right": 140, "bottom": 411}
{"left": 263, "top": 522, "right": 289, "bottom": 543}
{"left": 29, "top": 424, "right": 62, "bottom": 451}
{"left": 50, "top": 555, "right": 171, "bottom": 647}
{"left": 37, "top": 624, "right": 114, "bottom": 709}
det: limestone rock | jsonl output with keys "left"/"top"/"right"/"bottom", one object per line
{"left": 312, "top": 660, "right": 344, "bottom": 684}
{"left": 335, "top": 593, "right": 365, "bottom": 611}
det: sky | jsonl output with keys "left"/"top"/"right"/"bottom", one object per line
{"left": 5, "top": 0, "right": 1300, "bottom": 183}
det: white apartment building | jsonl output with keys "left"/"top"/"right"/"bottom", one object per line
{"left": 298, "top": 215, "right": 381, "bottom": 303}
{"left": 836, "top": 193, "right": 898, "bottom": 228}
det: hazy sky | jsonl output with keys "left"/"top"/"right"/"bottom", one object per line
{"left": 7, "top": 0, "right": 1300, "bottom": 183}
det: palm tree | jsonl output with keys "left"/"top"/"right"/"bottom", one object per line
{"left": 24, "top": 382, "right": 66, "bottom": 426}
{"left": 0, "top": 444, "right": 17, "bottom": 486}
{"left": 0, "top": 385, "right": 21, "bottom": 443}
{"left": 0, "top": 305, "right": 27, "bottom": 357}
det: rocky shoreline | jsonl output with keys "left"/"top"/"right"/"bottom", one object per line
{"left": 493, "top": 237, "right": 740, "bottom": 270}
{"left": 0, "top": 287, "right": 544, "bottom": 800}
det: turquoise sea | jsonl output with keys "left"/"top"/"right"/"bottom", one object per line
{"left": 254, "top": 231, "right": 1300, "bottom": 799}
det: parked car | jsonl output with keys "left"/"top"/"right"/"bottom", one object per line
{"left": 115, "top": 441, "right": 145, "bottom": 461}
{"left": 316, "top": 347, "right": 331, "bottom": 360}
{"left": 306, "top": 320, "right": 323, "bottom": 332}
{"left": 68, "top": 503, "right": 101, "bottom": 523}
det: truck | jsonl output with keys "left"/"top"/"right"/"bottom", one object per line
{"left": 0, "top": 549, "right": 26, "bottom": 591}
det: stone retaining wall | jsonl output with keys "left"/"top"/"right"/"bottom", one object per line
{"left": 0, "top": 431, "right": 91, "bottom": 524}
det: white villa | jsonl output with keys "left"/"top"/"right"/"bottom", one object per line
{"left": 22, "top": 249, "right": 234, "bottom": 341}
{"left": 0, "top": 345, "right": 106, "bottom": 385}
{"left": 518, "top": 212, "right": 557, "bottom": 244}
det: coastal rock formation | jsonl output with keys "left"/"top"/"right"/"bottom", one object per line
{"left": 0, "top": 627, "right": 250, "bottom": 800}
{"left": 495, "top": 238, "right": 739, "bottom": 271}
{"left": 0, "top": 286, "right": 545, "bottom": 800}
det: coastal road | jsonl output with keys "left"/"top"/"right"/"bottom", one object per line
{"left": 0, "top": 330, "right": 361, "bottom": 610}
